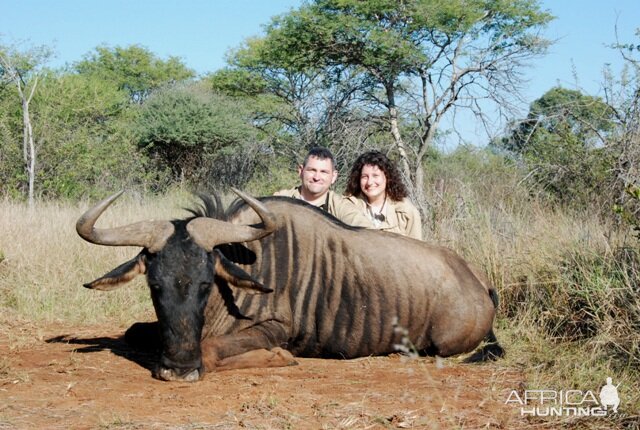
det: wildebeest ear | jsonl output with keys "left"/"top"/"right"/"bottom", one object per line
{"left": 213, "top": 249, "right": 273, "bottom": 294}
{"left": 84, "top": 253, "right": 147, "bottom": 291}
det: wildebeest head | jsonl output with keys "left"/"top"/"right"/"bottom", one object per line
{"left": 76, "top": 190, "right": 276, "bottom": 382}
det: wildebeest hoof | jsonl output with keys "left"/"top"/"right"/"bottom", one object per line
{"left": 272, "top": 347, "right": 298, "bottom": 366}
{"left": 156, "top": 367, "right": 200, "bottom": 382}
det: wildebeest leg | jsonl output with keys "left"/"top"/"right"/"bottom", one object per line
{"left": 214, "top": 347, "right": 297, "bottom": 371}
{"left": 201, "top": 323, "right": 296, "bottom": 372}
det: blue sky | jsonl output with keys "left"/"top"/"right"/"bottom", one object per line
{"left": 1, "top": 0, "right": 638, "bottom": 142}
{"left": 531, "top": 1, "right": 638, "bottom": 98}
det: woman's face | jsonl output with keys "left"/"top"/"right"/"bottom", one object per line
{"left": 359, "top": 164, "right": 387, "bottom": 202}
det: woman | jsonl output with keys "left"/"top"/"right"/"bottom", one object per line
{"left": 345, "top": 151, "right": 422, "bottom": 240}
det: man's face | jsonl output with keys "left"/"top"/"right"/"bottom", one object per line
{"left": 298, "top": 156, "right": 338, "bottom": 199}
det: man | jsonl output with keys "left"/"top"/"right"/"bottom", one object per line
{"left": 274, "top": 147, "right": 373, "bottom": 227}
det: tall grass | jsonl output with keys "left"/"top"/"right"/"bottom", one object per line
{"left": 424, "top": 147, "right": 640, "bottom": 419}
{"left": 0, "top": 190, "right": 196, "bottom": 326}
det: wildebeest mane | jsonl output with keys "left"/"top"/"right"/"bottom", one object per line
{"left": 183, "top": 193, "right": 227, "bottom": 222}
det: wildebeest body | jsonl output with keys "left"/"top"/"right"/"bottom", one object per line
{"left": 198, "top": 197, "right": 495, "bottom": 361}
{"left": 78, "top": 191, "right": 501, "bottom": 382}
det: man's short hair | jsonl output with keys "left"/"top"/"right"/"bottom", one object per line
{"left": 303, "top": 147, "right": 337, "bottom": 170}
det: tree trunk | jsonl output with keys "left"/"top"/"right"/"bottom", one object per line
{"left": 385, "top": 83, "right": 412, "bottom": 183}
{"left": 0, "top": 52, "right": 42, "bottom": 207}
{"left": 385, "top": 82, "right": 432, "bottom": 219}
{"left": 413, "top": 121, "right": 439, "bottom": 206}
{"left": 22, "top": 98, "right": 36, "bottom": 207}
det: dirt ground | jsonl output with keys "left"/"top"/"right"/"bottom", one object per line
{"left": 0, "top": 321, "right": 552, "bottom": 430}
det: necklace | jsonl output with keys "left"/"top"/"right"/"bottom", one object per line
{"left": 368, "top": 195, "right": 387, "bottom": 223}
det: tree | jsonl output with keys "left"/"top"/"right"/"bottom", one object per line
{"left": 0, "top": 41, "right": 52, "bottom": 206}
{"left": 32, "top": 71, "right": 151, "bottom": 199}
{"left": 235, "top": 0, "right": 553, "bottom": 204}
{"left": 217, "top": 47, "right": 379, "bottom": 172}
{"left": 607, "top": 27, "right": 640, "bottom": 233}
{"left": 75, "top": 44, "right": 195, "bottom": 103}
{"left": 497, "top": 87, "right": 616, "bottom": 207}
{"left": 501, "top": 87, "right": 615, "bottom": 152}
{"left": 134, "top": 83, "right": 261, "bottom": 187}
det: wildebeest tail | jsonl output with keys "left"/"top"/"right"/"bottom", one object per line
{"left": 463, "top": 328, "right": 504, "bottom": 362}
{"left": 489, "top": 287, "right": 499, "bottom": 309}
{"left": 463, "top": 286, "right": 504, "bottom": 363}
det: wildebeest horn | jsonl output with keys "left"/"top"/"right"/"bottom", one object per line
{"left": 187, "top": 188, "right": 277, "bottom": 251}
{"left": 76, "top": 191, "right": 175, "bottom": 253}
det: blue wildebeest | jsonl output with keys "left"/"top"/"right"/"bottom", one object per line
{"left": 76, "top": 190, "right": 503, "bottom": 381}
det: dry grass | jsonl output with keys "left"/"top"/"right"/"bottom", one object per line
{"left": 422, "top": 162, "right": 640, "bottom": 420}
{"left": 0, "top": 190, "right": 197, "bottom": 326}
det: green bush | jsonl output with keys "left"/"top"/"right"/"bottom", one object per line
{"left": 134, "top": 83, "right": 262, "bottom": 187}
{"left": 613, "top": 183, "right": 640, "bottom": 240}
{"left": 245, "top": 156, "right": 299, "bottom": 196}
{"left": 496, "top": 87, "right": 617, "bottom": 211}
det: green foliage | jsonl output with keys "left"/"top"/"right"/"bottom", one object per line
{"left": 0, "top": 42, "right": 53, "bottom": 81}
{"left": 613, "top": 183, "right": 640, "bottom": 238}
{"left": 256, "top": 0, "right": 552, "bottom": 76}
{"left": 0, "top": 63, "right": 160, "bottom": 200}
{"left": 204, "top": 68, "right": 295, "bottom": 154}
{"left": 497, "top": 87, "right": 617, "bottom": 208}
{"left": 32, "top": 71, "right": 155, "bottom": 199}
{"left": 0, "top": 103, "right": 23, "bottom": 198}
{"left": 134, "top": 83, "right": 262, "bottom": 187}
{"left": 37, "top": 126, "right": 159, "bottom": 200}
{"left": 501, "top": 87, "right": 615, "bottom": 153}
{"left": 206, "top": 68, "right": 268, "bottom": 97}
{"left": 74, "top": 44, "right": 195, "bottom": 103}
{"left": 36, "top": 71, "right": 127, "bottom": 124}
{"left": 261, "top": 1, "right": 424, "bottom": 76}
{"left": 245, "top": 155, "right": 299, "bottom": 196}
{"left": 1, "top": 40, "right": 54, "bottom": 201}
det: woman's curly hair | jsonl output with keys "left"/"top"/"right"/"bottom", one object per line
{"left": 345, "top": 151, "right": 408, "bottom": 201}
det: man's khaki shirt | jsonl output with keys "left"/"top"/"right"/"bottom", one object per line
{"left": 274, "top": 187, "right": 373, "bottom": 228}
